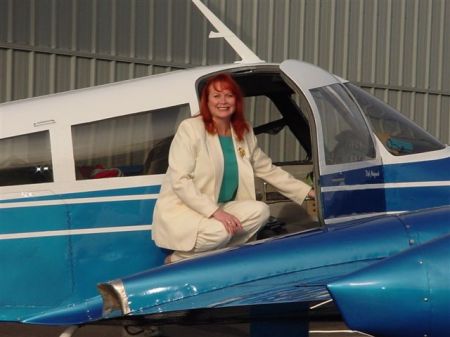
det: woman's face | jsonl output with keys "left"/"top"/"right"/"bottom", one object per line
{"left": 207, "top": 82, "right": 236, "bottom": 122}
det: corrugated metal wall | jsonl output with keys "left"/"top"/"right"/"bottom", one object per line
{"left": 1, "top": 0, "right": 449, "bottom": 142}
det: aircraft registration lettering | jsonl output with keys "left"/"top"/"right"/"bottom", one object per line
{"left": 365, "top": 169, "right": 380, "bottom": 179}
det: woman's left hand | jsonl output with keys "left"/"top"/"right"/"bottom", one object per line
{"left": 212, "top": 209, "right": 243, "bottom": 235}
{"left": 307, "top": 188, "right": 316, "bottom": 200}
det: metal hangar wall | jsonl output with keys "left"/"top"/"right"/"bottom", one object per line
{"left": 0, "top": 0, "right": 449, "bottom": 143}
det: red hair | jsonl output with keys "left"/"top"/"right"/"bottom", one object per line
{"left": 199, "top": 73, "right": 249, "bottom": 141}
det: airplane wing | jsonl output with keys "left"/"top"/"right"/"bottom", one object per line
{"left": 94, "top": 206, "right": 450, "bottom": 337}
{"left": 98, "top": 214, "right": 410, "bottom": 318}
{"left": 23, "top": 221, "right": 390, "bottom": 326}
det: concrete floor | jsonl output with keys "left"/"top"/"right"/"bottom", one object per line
{"left": 0, "top": 321, "right": 372, "bottom": 337}
{"left": 0, "top": 298, "right": 372, "bottom": 337}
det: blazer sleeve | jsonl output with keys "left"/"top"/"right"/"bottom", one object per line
{"left": 247, "top": 129, "right": 311, "bottom": 205}
{"left": 166, "top": 120, "right": 219, "bottom": 218}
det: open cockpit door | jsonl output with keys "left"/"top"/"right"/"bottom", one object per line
{"left": 280, "top": 60, "right": 385, "bottom": 225}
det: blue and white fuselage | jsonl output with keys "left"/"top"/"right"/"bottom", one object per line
{"left": 1, "top": 59, "right": 449, "bottom": 324}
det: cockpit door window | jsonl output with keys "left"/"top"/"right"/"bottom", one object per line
{"left": 310, "top": 84, "right": 376, "bottom": 165}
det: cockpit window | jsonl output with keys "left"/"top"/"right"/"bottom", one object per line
{"left": 346, "top": 83, "right": 445, "bottom": 156}
{"left": 0, "top": 131, "right": 53, "bottom": 186}
{"left": 311, "top": 84, "right": 376, "bottom": 165}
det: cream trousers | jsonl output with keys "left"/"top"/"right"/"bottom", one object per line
{"left": 170, "top": 200, "right": 270, "bottom": 262}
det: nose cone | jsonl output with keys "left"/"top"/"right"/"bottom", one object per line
{"left": 328, "top": 234, "right": 450, "bottom": 337}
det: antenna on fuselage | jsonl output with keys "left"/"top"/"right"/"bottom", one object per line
{"left": 192, "top": 0, "right": 263, "bottom": 64}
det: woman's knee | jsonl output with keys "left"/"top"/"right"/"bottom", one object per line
{"left": 253, "top": 201, "right": 270, "bottom": 224}
{"left": 195, "top": 220, "right": 231, "bottom": 252}
{"left": 224, "top": 200, "right": 270, "bottom": 223}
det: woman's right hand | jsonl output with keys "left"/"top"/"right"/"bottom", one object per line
{"left": 212, "top": 209, "right": 243, "bottom": 235}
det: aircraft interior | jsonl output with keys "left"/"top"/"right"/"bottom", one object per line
{"left": 225, "top": 70, "right": 319, "bottom": 235}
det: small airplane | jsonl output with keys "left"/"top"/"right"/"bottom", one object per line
{"left": 1, "top": 1, "right": 450, "bottom": 336}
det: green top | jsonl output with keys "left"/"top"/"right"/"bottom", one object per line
{"left": 218, "top": 135, "right": 239, "bottom": 203}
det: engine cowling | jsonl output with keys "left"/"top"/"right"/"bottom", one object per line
{"left": 328, "top": 233, "right": 450, "bottom": 337}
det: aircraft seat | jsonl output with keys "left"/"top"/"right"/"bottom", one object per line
{"left": 143, "top": 136, "right": 174, "bottom": 175}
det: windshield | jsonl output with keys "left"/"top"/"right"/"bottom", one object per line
{"left": 346, "top": 83, "right": 445, "bottom": 156}
{"left": 311, "top": 83, "right": 376, "bottom": 165}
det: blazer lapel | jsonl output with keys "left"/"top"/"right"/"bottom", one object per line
{"left": 232, "top": 128, "right": 256, "bottom": 200}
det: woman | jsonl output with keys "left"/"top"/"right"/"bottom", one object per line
{"left": 152, "top": 73, "right": 314, "bottom": 263}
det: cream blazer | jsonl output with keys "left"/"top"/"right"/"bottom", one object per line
{"left": 152, "top": 116, "right": 311, "bottom": 251}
